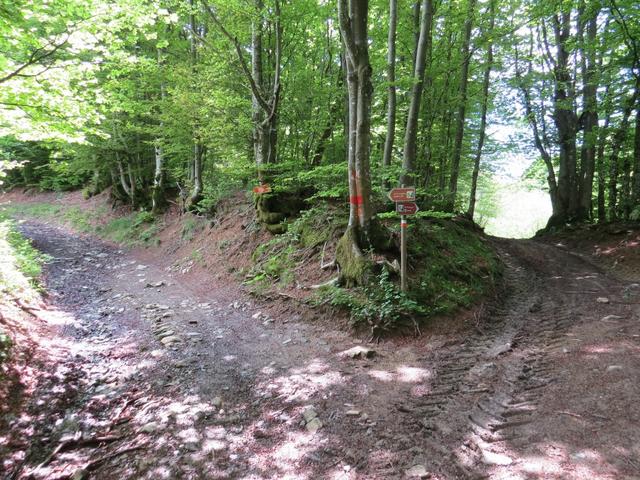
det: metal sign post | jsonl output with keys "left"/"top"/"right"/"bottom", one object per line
{"left": 400, "top": 214, "right": 407, "bottom": 291}
{"left": 388, "top": 187, "right": 418, "bottom": 292}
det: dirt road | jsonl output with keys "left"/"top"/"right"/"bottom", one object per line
{"left": 2, "top": 219, "right": 639, "bottom": 479}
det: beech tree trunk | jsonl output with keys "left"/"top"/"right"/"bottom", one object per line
{"left": 467, "top": 0, "right": 495, "bottom": 220}
{"left": 596, "top": 111, "right": 611, "bottom": 223}
{"left": 401, "top": 0, "right": 433, "bottom": 186}
{"left": 381, "top": 0, "right": 397, "bottom": 173}
{"left": 607, "top": 76, "right": 639, "bottom": 221}
{"left": 447, "top": 0, "right": 476, "bottom": 211}
{"left": 152, "top": 47, "right": 166, "bottom": 213}
{"left": 632, "top": 97, "right": 640, "bottom": 210}
{"left": 576, "top": 7, "right": 600, "bottom": 221}
{"left": 188, "top": 0, "right": 204, "bottom": 210}
{"left": 336, "top": 0, "right": 375, "bottom": 287}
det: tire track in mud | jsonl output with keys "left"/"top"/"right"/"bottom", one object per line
{"left": 406, "top": 240, "right": 621, "bottom": 479}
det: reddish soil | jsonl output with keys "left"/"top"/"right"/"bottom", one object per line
{"left": 1, "top": 192, "right": 639, "bottom": 479}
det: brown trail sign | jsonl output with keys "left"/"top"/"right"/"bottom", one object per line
{"left": 396, "top": 202, "right": 419, "bottom": 215}
{"left": 388, "top": 187, "right": 418, "bottom": 292}
{"left": 388, "top": 187, "right": 416, "bottom": 202}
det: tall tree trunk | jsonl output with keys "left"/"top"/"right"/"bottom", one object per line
{"left": 576, "top": 6, "right": 600, "bottom": 221}
{"left": 152, "top": 47, "right": 166, "bottom": 213}
{"left": 381, "top": 0, "right": 397, "bottom": 173}
{"left": 621, "top": 152, "right": 632, "bottom": 219}
{"left": 190, "top": 143, "right": 204, "bottom": 207}
{"left": 467, "top": 0, "right": 495, "bottom": 220}
{"left": 401, "top": 0, "right": 433, "bottom": 186}
{"left": 596, "top": 110, "right": 611, "bottom": 223}
{"left": 252, "top": 0, "right": 267, "bottom": 168}
{"left": 545, "top": 12, "right": 579, "bottom": 227}
{"left": 336, "top": 0, "right": 375, "bottom": 287}
{"left": 632, "top": 99, "right": 640, "bottom": 210}
{"left": 607, "top": 76, "right": 640, "bottom": 221}
{"left": 447, "top": 0, "right": 476, "bottom": 211}
{"left": 188, "top": 0, "right": 204, "bottom": 209}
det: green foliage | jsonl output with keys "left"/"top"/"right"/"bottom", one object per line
{"left": 0, "top": 214, "right": 49, "bottom": 290}
{"left": 96, "top": 211, "right": 161, "bottom": 246}
{"left": 317, "top": 267, "right": 425, "bottom": 335}
{"left": 180, "top": 214, "right": 207, "bottom": 242}
{"left": 246, "top": 203, "right": 345, "bottom": 290}
{"left": 4, "top": 202, "right": 160, "bottom": 246}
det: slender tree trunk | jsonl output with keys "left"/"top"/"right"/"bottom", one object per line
{"left": 188, "top": 0, "right": 204, "bottom": 209}
{"left": 152, "top": 47, "right": 166, "bottom": 213}
{"left": 621, "top": 152, "right": 632, "bottom": 219}
{"left": 203, "top": 0, "right": 281, "bottom": 175}
{"left": 608, "top": 76, "right": 640, "bottom": 221}
{"left": 632, "top": 99, "right": 640, "bottom": 210}
{"left": 252, "top": 0, "right": 266, "bottom": 168}
{"left": 596, "top": 111, "right": 611, "bottom": 222}
{"left": 117, "top": 159, "right": 131, "bottom": 198}
{"left": 447, "top": 0, "right": 476, "bottom": 211}
{"left": 401, "top": 0, "right": 433, "bottom": 186}
{"left": 190, "top": 143, "right": 204, "bottom": 207}
{"left": 467, "top": 0, "right": 495, "bottom": 220}
{"left": 127, "top": 160, "right": 136, "bottom": 207}
{"left": 382, "top": 0, "right": 397, "bottom": 173}
{"left": 545, "top": 13, "right": 579, "bottom": 227}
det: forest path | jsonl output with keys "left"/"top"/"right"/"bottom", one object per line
{"left": 2, "top": 219, "right": 639, "bottom": 480}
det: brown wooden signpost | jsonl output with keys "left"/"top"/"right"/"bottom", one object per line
{"left": 253, "top": 183, "right": 272, "bottom": 194}
{"left": 388, "top": 187, "right": 417, "bottom": 292}
{"left": 396, "top": 202, "right": 419, "bottom": 215}
{"left": 388, "top": 187, "right": 416, "bottom": 202}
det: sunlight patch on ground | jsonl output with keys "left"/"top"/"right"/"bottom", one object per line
{"left": 368, "top": 365, "right": 432, "bottom": 384}
{"left": 257, "top": 360, "right": 345, "bottom": 403}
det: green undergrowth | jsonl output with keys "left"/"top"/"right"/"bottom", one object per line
{"left": 314, "top": 214, "right": 502, "bottom": 336}
{"left": 0, "top": 212, "right": 50, "bottom": 365}
{"left": 245, "top": 201, "right": 501, "bottom": 336}
{"left": 3, "top": 202, "right": 162, "bottom": 247}
{"left": 244, "top": 203, "right": 347, "bottom": 291}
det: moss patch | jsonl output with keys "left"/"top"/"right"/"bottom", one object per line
{"left": 335, "top": 227, "right": 372, "bottom": 288}
{"left": 407, "top": 217, "right": 501, "bottom": 316}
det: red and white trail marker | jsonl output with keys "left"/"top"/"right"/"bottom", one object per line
{"left": 253, "top": 184, "right": 272, "bottom": 194}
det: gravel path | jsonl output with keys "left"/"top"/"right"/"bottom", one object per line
{"left": 2, "top": 219, "right": 639, "bottom": 480}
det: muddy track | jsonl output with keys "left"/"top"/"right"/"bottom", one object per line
{"left": 3, "top": 218, "right": 639, "bottom": 480}
{"left": 401, "top": 239, "right": 627, "bottom": 479}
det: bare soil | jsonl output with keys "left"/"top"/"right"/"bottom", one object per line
{"left": 1, "top": 196, "right": 639, "bottom": 480}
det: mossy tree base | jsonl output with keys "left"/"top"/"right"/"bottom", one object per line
{"left": 254, "top": 189, "right": 309, "bottom": 234}
{"left": 336, "top": 226, "right": 372, "bottom": 287}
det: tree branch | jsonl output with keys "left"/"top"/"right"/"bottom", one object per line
{"left": 200, "top": 0, "right": 271, "bottom": 113}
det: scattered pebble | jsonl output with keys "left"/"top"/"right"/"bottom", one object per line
{"left": 306, "top": 417, "right": 323, "bottom": 433}
{"left": 340, "top": 346, "right": 376, "bottom": 359}
{"left": 303, "top": 406, "right": 318, "bottom": 422}
{"left": 481, "top": 450, "right": 513, "bottom": 466}
{"left": 405, "top": 464, "right": 429, "bottom": 478}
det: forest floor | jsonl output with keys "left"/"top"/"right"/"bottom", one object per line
{"left": 1, "top": 194, "right": 640, "bottom": 479}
